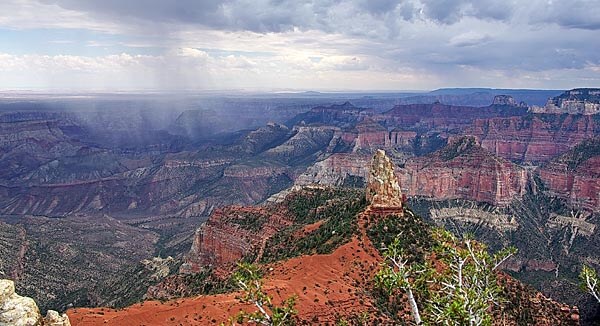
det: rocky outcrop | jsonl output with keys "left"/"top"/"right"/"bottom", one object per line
{"left": 492, "top": 95, "right": 520, "bottom": 106}
{"left": 0, "top": 279, "right": 70, "bottom": 326}
{"left": 466, "top": 114, "right": 599, "bottom": 163}
{"left": 385, "top": 129, "right": 418, "bottom": 148}
{"left": 539, "top": 138, "right": 600, "bottom": 211}
{"left": 398, "top": 137, "right": 528, "bottom": 205}
{"left": 180, "top": 206, "right": 293, "bottom": 274}
{"left": 42, "top": 310, "right": 71, "bottom": 326}
{"left": 531, "top": 88, "right": 600, "bottom": 115}
{"left": 429, "top": 207, "right": 518, "bottom": 231}
{"left": 235, "top": 122, "right": 292, "bottom": 154}
{"left": 366, "top": 150, "right": 404, "bottom": 211}
{"left": 293, "top": 153, "right": 369, "bottom": 187}
{"left": 337, "top": 119, "right": 420, "bottom": 152}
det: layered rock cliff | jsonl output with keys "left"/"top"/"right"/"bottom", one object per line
{"left": 398, "top": 137, "right": 528, "bottom": 205}
{"left": 539, "top": 138, "right": 600, "bottom": 211}
{"left": 531, "top": 88, "right": 600, "bottom": 115}
{"left": 180, "top": 206, "right": 293, "bottom": 274}
{"left": 285, "top": 101, "right": 373, "bottom": 128}
{"left": 467, "top": 114, "right": 599, "bottom": 163}
{"left": 376, "top": 101, "right": 528, "bottom": 131}
{"left": 0, "top": 279, "right": 70, "bottom": 326}
{"left": 293, "top": 153, "right": 370, "bottom": 187}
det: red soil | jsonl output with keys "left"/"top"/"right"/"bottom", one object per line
{"left": 298, "top": 219, "right": 324, "bottom": 234}
{"left": 68, "top": 234, "right": 384, "bottom": 325}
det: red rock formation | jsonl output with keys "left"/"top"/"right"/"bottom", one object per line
{"left": 398, "top": 137, "right": 528, "bottom": 205}
{"left": 467, "top": 114, "right": 599, "bottom": 163}
{"left": 385, "top": 129, "right": 417, "bottom": 148}
{"left": 339, "top": 118, "right": 388, "bottom": 149}
{"left": 68, "top": 209, "right": 579, "bottom": 326}
{"left": 539, "top": 138, "right": 600, "bottom": 211}
{"left": 337, "top": 118, "right": 419, "bottom": 151}
{"left": 180, "top": 206, "right": 293, "bottom": 274}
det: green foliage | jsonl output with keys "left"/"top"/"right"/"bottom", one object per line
{"left": 335, "top": 311, "right": 370, "bottom": 326}
{"left": 227, "top": 211, "right": 270, "bottom": 231}
{"left": 367, "top": 209, "right": 433, "bottom": 322}
{"left": 229, "top": 263, "right": 297, "bottom": 326}
{"left": 261, "top": 188, "right": 367, "bottom": 262}
{"left": 182, "top": 268, "right": 236, "bottom": 295}
{"left": 426, "top": 229, "right": 517, "bottom": 326}
{"left": 367, "top": 209, "right": 433, "bottom": 264}
{"left": 374, "top": 226, "right": 517, "bottom": 326}
{"left": 286, "top": 188, "right": 361, "bottom": 224}
{"left": 579, "top": 265, "right": 600, "bottom": 303}
{"left": 375, "top": 236, "right": 431, "bottom": 324}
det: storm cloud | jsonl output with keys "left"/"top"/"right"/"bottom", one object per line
{"left": 0, "top": 0, "right": 599, "bottom": 90}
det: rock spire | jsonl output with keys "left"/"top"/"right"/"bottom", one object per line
{"left": 366, "top": 149, "right": 403, "bottom": 211}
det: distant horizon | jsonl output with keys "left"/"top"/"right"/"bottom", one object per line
{"left": 0, "top": 86, "right": 576, "bottom": 95}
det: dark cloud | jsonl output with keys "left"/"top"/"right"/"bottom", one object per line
{"left": 358, "top": 0, "right": 400, "bottom": 15}
{"left": 420, "top": 0, "right": 514, "bottom": 24}
{"left": 42, "top": 0, "right": 521, "bottom": 33}
{"left": 40, "top": 0, "right": 600, "bottom": 34}
{"left": 421, "top": 0, "right": 465, "bottom": 24}
{"left": 42, "top": 0, "right": 224, "bottom": 23}
{"left": 16, "top": 0, "right": 600, "bottom": 90}
{"left": 534, "top": 0, "right": 600, "bottom": 30}
{"left": 41, "top": 0, "right": 600, "bottom": 35}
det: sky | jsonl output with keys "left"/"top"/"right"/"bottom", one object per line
{"left": 0, "top": 0, "right": 599, "bottom": 91}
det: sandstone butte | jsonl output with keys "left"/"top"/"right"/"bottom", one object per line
{"left": 67, "top": 150, "right": 579, "bottom": 325}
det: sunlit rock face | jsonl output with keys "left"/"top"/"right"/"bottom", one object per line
{"left": 539, "top": 137, "right": 600, "bottom": 211}
{"left": 0, "top": 279, "right": 70, "bottom": 326}
{"left": 366, "top": 149, "right": 403, "bottom": 211}
{"left": 397, "top": 136, "right": 528, "bottom": 206}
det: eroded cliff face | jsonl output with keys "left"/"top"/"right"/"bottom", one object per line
{"left": 180, "top": 206, "right": 293, "bottom": 274}
{"left": 0, "top": 279, "right": 70, "bottom": 326}
{"left": 293, "top": 153, "right": 370, "bottom": 187}
{"left": 539, "top": 138, "right": 600, "bottom": 211}
{"left": 398, "top": 137, "right": 528, "bottom": 206}
{"left": 376, "top": 101, "right": 528, "bottom": 131}
{"left": 467, "top": 114, "right": 599, "bottom": 163}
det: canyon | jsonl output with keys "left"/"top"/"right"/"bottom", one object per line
{"left": 0, "top": 89, "right": 599, "bottom": 324}
{"left": 68, "top": 151, "right": 580, "bottom": 325}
